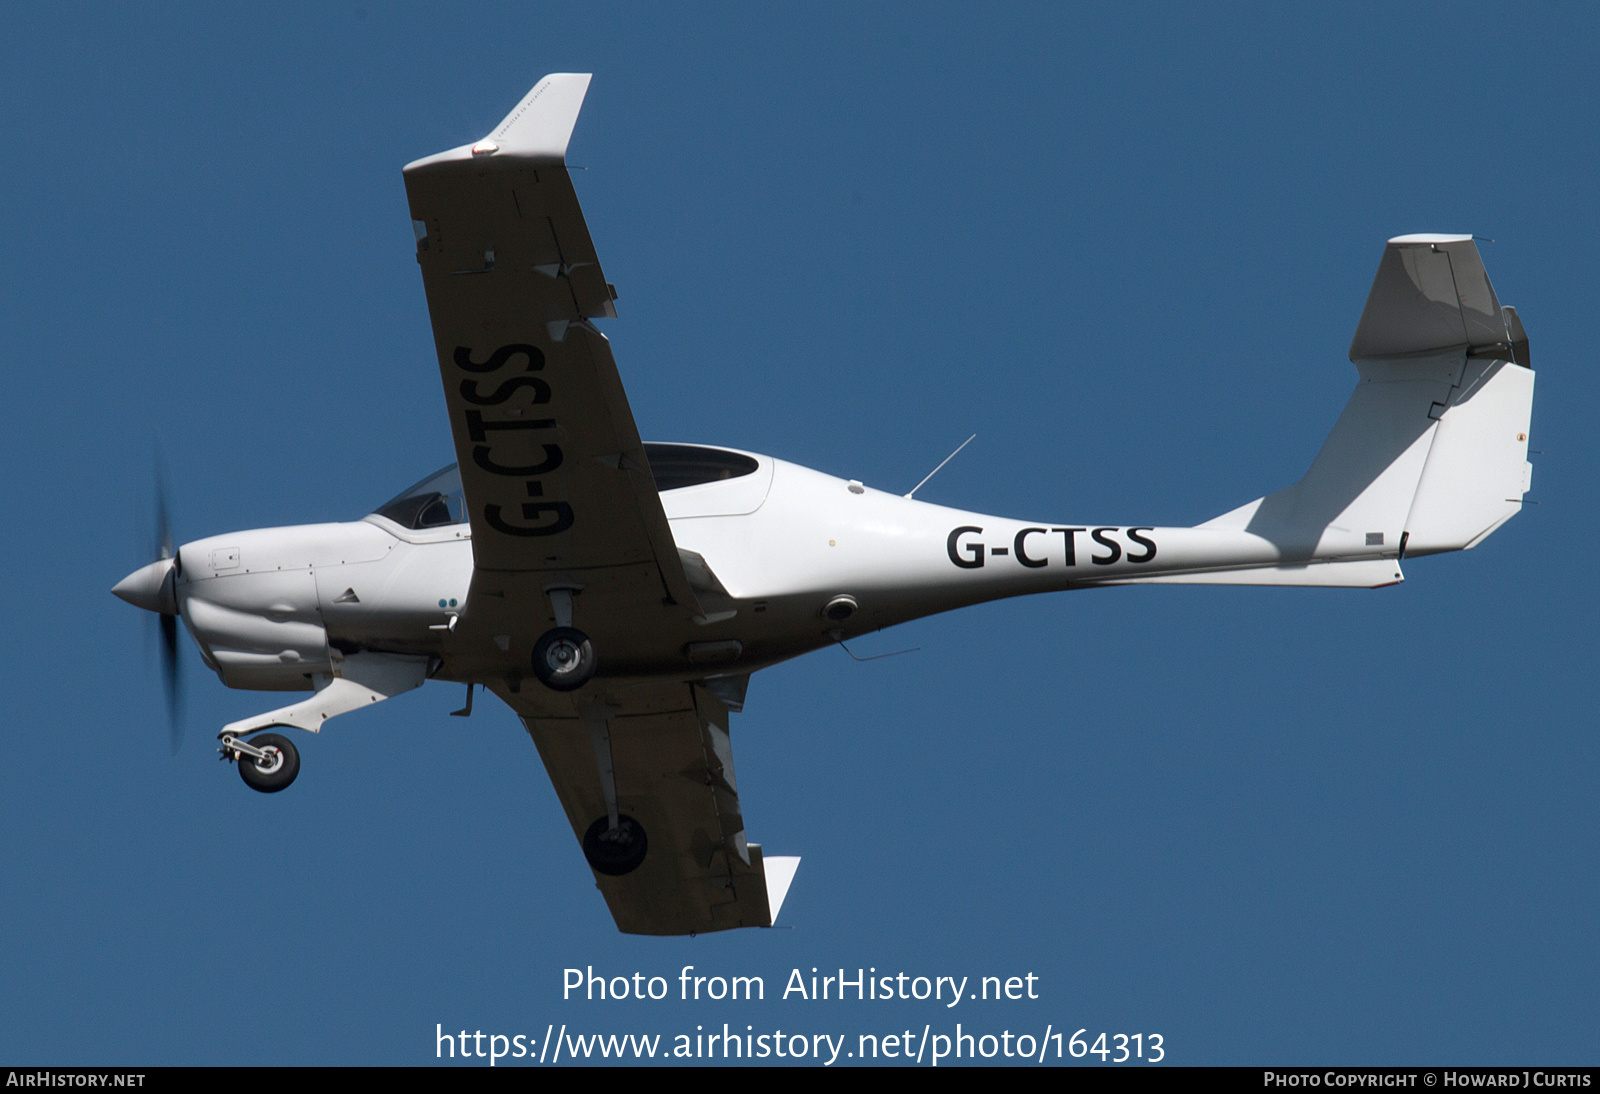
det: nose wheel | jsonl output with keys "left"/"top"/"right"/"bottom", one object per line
{"left": 225, "top": 731, "right": 301, "bottom": 793}
{"left": 532, "top": 627, "right": 596, "bottom": 692}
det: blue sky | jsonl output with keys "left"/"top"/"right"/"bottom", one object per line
{"left": 4, "top": 2, "right": 1597, "bottom": 1065}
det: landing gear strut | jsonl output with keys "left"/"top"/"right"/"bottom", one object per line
{"left": 226, "top": 731, "right": 301, "bottom": 793}
{"left": 531, "top": 627, "right": 596, "bottom": 692}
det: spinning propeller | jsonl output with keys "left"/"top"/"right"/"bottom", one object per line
{"left": 155, "top": 483, "right": 183, "bottom": 752}
{"left": 114, "top": 473, "right": 184, "bottom": 752}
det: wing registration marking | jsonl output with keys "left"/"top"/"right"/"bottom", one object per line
{"left": 456, "top": 343, "right": 575, "bottom": 539}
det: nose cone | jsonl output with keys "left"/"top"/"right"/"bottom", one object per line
{"left": 113, "top": 557, "right": 178, "bottom": 615}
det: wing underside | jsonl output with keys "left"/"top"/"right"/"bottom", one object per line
{"left": 401, "top": 73, "right": 700, "bottom": 613}
{"left": 495, "top": 681, "right": 796, "bottom": 935}
{"left": 405, "top": 75, "right": 796, "bottom": 934}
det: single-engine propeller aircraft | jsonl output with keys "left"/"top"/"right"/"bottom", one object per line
{"left": 113, "top": 74, "right": 1536, "bottom": 936}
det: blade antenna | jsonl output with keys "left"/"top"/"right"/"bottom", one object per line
{"left": 904, "top": 434, "right": 976, "bottom": 499}
{"left": 832, "top": 633, "right": 919, "bottom": 662}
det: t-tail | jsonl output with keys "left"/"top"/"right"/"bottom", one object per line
{"left": 1124, "top": 234, "right": 1534, "bottom": 589}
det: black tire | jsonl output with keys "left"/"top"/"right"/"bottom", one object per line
{"left": 583, "top": 815, "right": 648, "bottom": 876}
{"left": 531, "top": 627, "right": 596, "bottom": 692}
{"left": 238, "top": 732, "right": 300, "bottom": 794}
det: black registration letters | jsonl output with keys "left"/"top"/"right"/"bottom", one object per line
{"left": 1125, "top": 527, "right": 1157, "bottom": 564}
{"left": 1090, "top": 527, "right": 1122, "bottom": 565}
{"left": 484, "top": 501, "right": 574, "bottom": 537}
{"left": 453, "top": 344, "right": 544, "bottom": 373}
{"left": 947, "top": 526, "right": 985, "bottom": 569}
{"left": 1014, "top": 527, "right": 1049, "bottom": 568}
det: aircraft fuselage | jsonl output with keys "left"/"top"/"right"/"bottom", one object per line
{"left": 161, "top": 450, "right": 1406, "bottom": 700}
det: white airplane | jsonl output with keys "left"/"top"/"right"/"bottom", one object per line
{"left": 113, "top": 74, "right": 1535, "bottom": 936}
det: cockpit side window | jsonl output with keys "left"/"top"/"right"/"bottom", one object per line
{"left": 643, "top": 444, "right": 760, "bottom": 492}
{"left": 372, "top": 464, "right": 465, "bottom": 529}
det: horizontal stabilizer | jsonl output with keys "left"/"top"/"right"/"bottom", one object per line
{"left": 1349, "top": 235, "right": 1508, "bottom": 361}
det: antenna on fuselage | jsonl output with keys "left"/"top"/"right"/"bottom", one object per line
{"left": 903, "top": 433, "right": 976, "bottom": 500}
{"left": 831, "top": 632, "right": 919, "bottom": 662}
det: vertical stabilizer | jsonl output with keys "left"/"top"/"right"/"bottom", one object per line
{"left": 1202, "top": 236, "right": 1533, "bottom": 562}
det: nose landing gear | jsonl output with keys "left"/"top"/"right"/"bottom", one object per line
{"left": 222, "top": 731, "right": 301, "bottom": 793}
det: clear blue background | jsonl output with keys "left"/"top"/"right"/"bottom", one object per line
{"left": 3, "top": 2, "right": 1595, "bottom": 1066}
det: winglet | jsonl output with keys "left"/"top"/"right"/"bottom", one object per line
{"left": 485, "top": 73, "right": 592, "bottom": 160}
{"left": 403, "top": 73, "right": 592, "bottom": 173}
{"left": 764, "top": 856, "right": 801, "bottom": 925}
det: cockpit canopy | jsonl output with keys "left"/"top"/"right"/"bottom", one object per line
{"left": 369, "top": 445, "right": 760, "bottom": 530}
{"left": 372, "top": 465, "right": 465, "bottom": 530}
{"left": 641, "top": 444, "right": 760, "bottom": 490}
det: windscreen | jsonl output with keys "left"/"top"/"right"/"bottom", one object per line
{"left": 371, "top": 464, "right": 465, "bottom": 529}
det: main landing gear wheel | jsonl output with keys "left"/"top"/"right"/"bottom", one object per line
{"left": 531, "top": 626, "right": 596, "bottom": 692}
{"left": 583, "top": 815, "right": 648, "bottom": 876}
{"left": 238, "top": 732, "right": 300, "bottom": 794}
